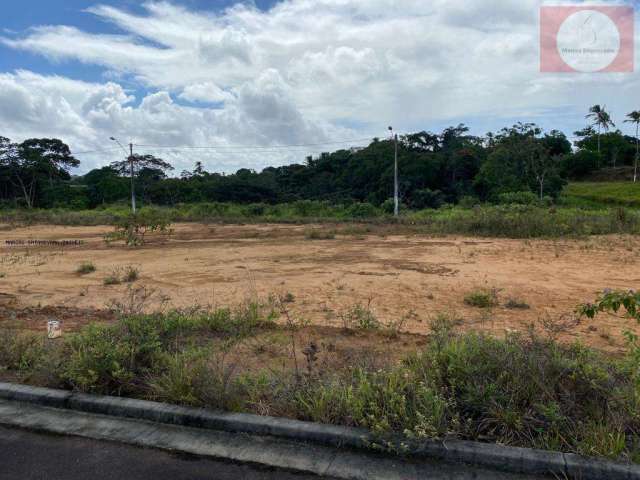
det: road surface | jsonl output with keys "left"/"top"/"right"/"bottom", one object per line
{"left": 0, "top": 425, "right": 335, "bottom": 480}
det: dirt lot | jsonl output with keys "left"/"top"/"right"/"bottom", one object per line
{"left": 0, "top": 223, "right": 639, "bottom": 352}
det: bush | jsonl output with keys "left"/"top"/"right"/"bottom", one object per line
{"left": 497, "top": 191, "right": 538, "bottom": 205}
{"left": 76, "top": 262, "right": 96, "bottom": 275}
{"left": 464, "top": 288, "right": 499, "bottom": 308}
{"left": 105, "top": 209, "right": 171, "bottom": 246}
{"left": 346, "top": 202, "right": 379, "bottom": 219}
{"left": 64, "top": 317, "right": 163, "bottom": 395}
{"left": 409, "top": 188, "right": 445, "bottom": 209}
{"left": 340, "top": 302, "right": 380, "bottom": 330}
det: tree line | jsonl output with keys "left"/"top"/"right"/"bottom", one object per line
{"left": 1, "top": 105, "right": 639, "bottom": 210}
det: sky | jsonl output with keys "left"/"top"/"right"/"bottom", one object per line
{"left": 0, "top": 0, "right": 639, "bottom": 175}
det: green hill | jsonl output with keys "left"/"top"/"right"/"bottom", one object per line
{"left": 563, "top": 181, "right": 640, "bottom": 208}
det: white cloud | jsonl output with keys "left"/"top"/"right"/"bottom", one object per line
{"left": 179, "top": 82, "right": 235, "bottom": 103}
{"left": 0, "top": 0, "right": 638, "bottom": 173}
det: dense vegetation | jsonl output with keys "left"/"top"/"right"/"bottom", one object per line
{"left": 1, "top": 296, "right": 639, "bottom": 462}
{"left": 1, "top": 108, "right": 639, "bottom": 211}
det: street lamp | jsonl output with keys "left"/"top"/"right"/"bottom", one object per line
{"left": 110, "top": 137, "right": 136, "bottom": 214}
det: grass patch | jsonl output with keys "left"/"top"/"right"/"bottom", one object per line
{"left": 76, "top": 262, "right": 96, "bottom": 275}
{"left": 103, "top": 265, "right": 140, "bottom": 286}
{"left": 563, "top": 182, "right": 640, "bottom": 208}
{"left": 103, "top": 270, "right": 122, "bottom": 286}
{"left": 304, "top": 229, "right": 336, "bottom": 240}
{"left": 464, "top": 288, "right": 499, "bottom": 308}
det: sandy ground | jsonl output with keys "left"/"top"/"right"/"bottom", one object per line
{"left": 0, "top": 223, "right": 639, "bottom": 352}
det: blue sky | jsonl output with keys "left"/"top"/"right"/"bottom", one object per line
{"left": 0, "top": 1, "right": 638, "bottom": 174}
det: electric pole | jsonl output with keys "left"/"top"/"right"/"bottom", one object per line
{"left": 110, "top": 137, "right": 136, "bottom": 214}
{"left": 129, "top": 143, "right": 136, "bottom": 214}
{"left": 389, "top": 127, "right": 399, "bottom": 216}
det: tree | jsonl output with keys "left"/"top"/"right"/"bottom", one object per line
{"left": 111, "top": 153, "right": 173, "bottom": 213}
{"left": 624, "top": 111, "right": 640, "bottom": 182}
{"left": 526, "top": 144, "right": 559, "bottom": 201}
{"left": 0, "top": 137, "right": 79, "bottom": 208}
{"left": 586, "top": 105, "right": 615, "bottom": 158}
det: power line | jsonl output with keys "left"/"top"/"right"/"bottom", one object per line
{"left": 72, "top": 147, "right": 123, "bottom": 155}
{"left": 133, "top": 137, "right": 375, "bottom": 150}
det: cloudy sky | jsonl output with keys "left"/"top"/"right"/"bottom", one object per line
{"left": 0, "top": 0, "right": 639, "bottom": 174}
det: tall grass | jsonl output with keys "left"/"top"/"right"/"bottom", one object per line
{"left": 2, "top": 202, "right": 639, "bottom": 238}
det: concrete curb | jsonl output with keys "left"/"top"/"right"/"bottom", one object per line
{"left": 1, "top": 382, "right": 639, "bottom": 480}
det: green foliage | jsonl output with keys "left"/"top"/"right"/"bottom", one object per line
{"left": 0, "top": 330, "right": 47, "bottom": 372}
{"left": 497, "top": 191, "right": 538, "bottom": 205}
{"left": 563, "top": 151, "right": 602, "bottom": 179}
{"left": 2, "top": 303, "right": 640, "bottom": 461}
{"left": 579, "top": 290, "right": 640, "bottom": 323}
{"left": 409, "top": 188, "right": 445, "bottom": 209}
{"left": 464, "top": 288, "right": 498, "bottom": 308}
{"left": 76, "top": 262, "right": 96, "bottom": 275}
{"left": 341, "top": 301, "right": 380, "bottom": 330}
{"left": 62, "top": 301, "right": 275, "bottom": 395}
{"left": 123, "top": 266, "right": 140, "bottom": 283}
{"left": 104, "top": 209, "right": 172, "bottom": 246}
{"left": 103, "top": 270, "right": 122, "bottom": 286}
{"left": 563, "top": 182, "right": 640, "bottom": 208}
{"left": 346, "top": 202, "right": 379, "bottom": 218}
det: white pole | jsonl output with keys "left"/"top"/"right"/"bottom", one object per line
{"left": 394, "top": 133, "right": 399, "bottom": 217}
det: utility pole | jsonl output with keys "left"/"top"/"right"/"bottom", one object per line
{"left": 389, "top": 127, "right": 399, "bottom": 217}
{"left": 129, "top": 143, "right": 136, "bottom": 214}
{"left": 110, "top": 137, "right": 136, "bottom": 214}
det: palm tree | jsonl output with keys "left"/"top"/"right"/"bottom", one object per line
{"left": 586, "top": 105, "right": 616, "bottom": 158}
{"left": 624, "top": 111, "right": 640, "bottom": 183}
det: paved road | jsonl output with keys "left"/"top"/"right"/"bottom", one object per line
{"left": 0, "top": 426, "right": 335, "bottom": 480}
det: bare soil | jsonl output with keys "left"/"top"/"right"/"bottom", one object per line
{"left": 1, "top": 223, "right": 639, "bottom": 352}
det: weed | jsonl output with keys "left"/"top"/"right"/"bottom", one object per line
{"left": 103, "top": 269, "right": 122, "bottom": 286}
{"left": 464, "top": 288, "right": 499, "bottom": 308}
{"left": 304, "top": 229, "right": 336, "bottom": 240}
{"left": 282, "top": 292, "right": 295, "bottom": 304}
{"left": 76, "top": 262, "right": 96, "bottom": 275}
{"left": 340, "top": 299, "right": 380, "bottom": 331}
{"left": 505, "top": 298, "right": 530, "bottom": 310}
{"left": 124, "top": 265, "right": 140, "bottom": 283}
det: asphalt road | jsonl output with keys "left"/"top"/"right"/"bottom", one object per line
{"left": 0, "top": 425, "right": 334, "bottom": 480}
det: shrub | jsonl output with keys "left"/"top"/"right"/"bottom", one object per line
{"left": 104, "top": 209, "right": 171, "bottom": 246}
{"left": 497, "top": 191, "right": 538, "bottom": 205}
{"left": 124, "top": 266, "right": 140, "bottom": 283}
{"left": 464, "top": 288, "right": 499, "bottom": 308}
{"left": 76, "top": 262, "right": 96, "bottom": 275}
{"left": 63, "top": 317, "right": 163, "bottom": 395}
{"left": 103, "top": 270, "right": 122, "bottom": 286}
{"left": 409, "top": 188, "right": 445, "bottom": 209}
{"left": 341, "top": 301, "right": 380, "bottom": 330}
{"left": 380, "top": 198, "right": 396, "bottom": 214}
{"left": 346, "top": 202, "right": 379, "bottom": 219}
{"left": 0, "top": 330, "right": 46, "bottom": 372}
